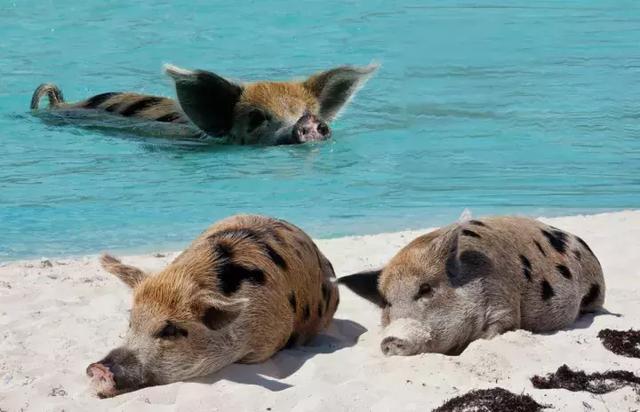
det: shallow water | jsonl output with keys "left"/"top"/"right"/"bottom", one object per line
{"left": 1, "top": 1, "right": 639, "bottom": 260}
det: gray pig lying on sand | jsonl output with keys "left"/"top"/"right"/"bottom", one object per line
{"left": 339, "top": 216, "right": 604, "bottom": 356}
{"left": 87, "top": 215, "right": 339, "bottom": 397}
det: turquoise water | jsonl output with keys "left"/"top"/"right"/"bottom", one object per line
{"left": 1, "top": 1, "right": 639, "bottom": 260}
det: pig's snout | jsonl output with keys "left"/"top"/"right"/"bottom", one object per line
{"left": 381, "top": 336, "right": 416, "bottom": 356}
{"left": 86, "top": 362, "right": 117, "bottom": 398}
{"left": 87, "top": 348, "right": 148, "bottom": 398}
{"left": 381, "top": 318, "right": 431, "bottom": 356}
{"left": 291, "top": 113, "right": 331, "bottom": 143}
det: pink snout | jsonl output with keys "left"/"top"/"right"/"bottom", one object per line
{"left": 86, "top": 362, "right": 118, "bottom": 398}
{"left": 381, "top": 336, "right": 420, "bottom": 356}
{"left": 291, "top": 113, "right": 331, "bottom": 142}
{"left": 381, "top": 318, "right": 432, "bottom": 356}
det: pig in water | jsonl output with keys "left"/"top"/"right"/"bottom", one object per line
{"left": 87, "top": 215, "right": 339, "bottom": 397}
{"left": 338, "top": 216, "right": 604, "bottom": 356}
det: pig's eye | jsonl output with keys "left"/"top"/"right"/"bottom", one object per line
{"left": 247, "top": 110, "right": 268, "bottom": 132}
{"left": 157, "top": 322, "right": 188, "bottom": 339}
{"left": 414, "top": 283, "right": 433, "bottom": 300}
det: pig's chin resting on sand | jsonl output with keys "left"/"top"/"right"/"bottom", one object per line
{"left": 86, "top": 215, "right": 339, "bottom": 397}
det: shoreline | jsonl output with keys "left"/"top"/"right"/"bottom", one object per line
{"left": 1, "top": 210, "right": 639, "bottom": 411}
{"left": 1, "top": 209, "right": 637, "bottom": 266}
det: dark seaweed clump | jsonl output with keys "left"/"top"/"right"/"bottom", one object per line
{"left": 598, "top": 328, "right": 640, "bottom": 358}
{"left": 432, "top": 387, "right": 548, "bottom": 412}
{"left": 531, "top": 364, "right": 640, "bottom": 394}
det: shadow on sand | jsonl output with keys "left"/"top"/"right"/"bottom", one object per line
{"left": 191, "top": 318, "right": 367, "bottom": 392}
{"left": 537, "top": 308, "right": 623, "bottom": 337}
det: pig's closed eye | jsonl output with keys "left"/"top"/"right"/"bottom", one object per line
{"left": 247, "top": 110, "right": 268, "bottom": 132}
{"left": 157, "top": 322, "right": 188, "bottom": 339}
{"left": 414, "top": 283, "right": 433, "bottom": 300}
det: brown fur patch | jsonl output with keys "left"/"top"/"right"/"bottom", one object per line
{"left": 145, "top": 215, "right": 339, "bottom": 359}
{"left": 239, "top": 82, "right": 318, "bottom": 121}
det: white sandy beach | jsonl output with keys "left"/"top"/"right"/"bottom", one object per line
{"left": 1, "top": 211, "right": 639, "bottom": 411}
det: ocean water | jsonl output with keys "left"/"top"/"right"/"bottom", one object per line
{"left": 1, "top": 1, "right": 639, "bottom": 260}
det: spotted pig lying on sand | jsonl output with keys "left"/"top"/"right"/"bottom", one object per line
{"left": 339, "top": 216, "right": 604, "bottom": 356}
{"left": 87, "top": 215, "right": 339, "bottom": 397}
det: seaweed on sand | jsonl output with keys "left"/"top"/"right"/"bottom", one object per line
{"left": 531, "top": 364, "right": 640, "bottom": 394}
{"left": 598, "top": 329, "right": 640, "bottom": 359}
{"left": 432, "top": 387, "right": 548, "bottom": 412}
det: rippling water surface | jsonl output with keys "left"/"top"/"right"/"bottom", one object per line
{"left": 1, "top": 1, "right": 639, "bottom": 259}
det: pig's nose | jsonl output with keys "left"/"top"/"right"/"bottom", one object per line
{"left": 87, "top": 362, "right": 118, "bottom": 398}
{"left": 292, "top": 113, "right": 331, "bottom": 143}
{"left": 381, "top": 336, "right": 413, "bottom": 356}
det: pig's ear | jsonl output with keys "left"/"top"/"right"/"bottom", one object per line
{"left": 100, "top": 254, "right": 148, "bottom": 289}
{"left": 303, "top": 64, "right": 378, "bottom": 121}
{"left": 199, "top": 296, "right": 248, "bottom": 330}
{"left": 164, "top": 64, "right": 243, "bottom": 137}
{"left": 337, "top": 269, "right": 386, "bottom": 308}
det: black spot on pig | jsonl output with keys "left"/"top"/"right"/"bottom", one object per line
{"left": 580, "top": 283, "right": 600, "bottom": 309}
{"left": 288, "top": 292, "right": 297, "bottom": 313}
{"left": 541, "top": 229, "right": 568, "bottom": 254}
{"left": 520, "top": 255, "right": 532, "bottom": 281}
{"left": 556, "top": 264, "right": 572, "bottom": 280}
{"left": 155, "top": 112, "right": 183, "bottom": 123}
{"left": 104, "top": 101, "right": 120, "bottom": 112}
{"left": 215, "top": 242, "right": 234, "bottom": 261}
{"left": 217, "top": 262, "right": 265, "bottom": 295}
{"left": 317, "top": 304, "right": 323, "bottom": 318}
{"left": 303, "top": 304, "right": 310, "bottom": 320}
{"left": 576, "top": 236, "right": 600, "bottom": 264}
{"left": 211, "top": 228, "right": 287, "bottom": 270}
{"left": 121, "top": 97, "right": 165, "bottom": 117}
{"left": 534, "top": 240, "right": 547, "bottom": 257}
{"left": 264, "top": 243, "right": 287, "bottom": 269}
{"left": 575, "top": 236, "right": 595, "bottom": 256}
{"left": 84, "top": 92, "right": 121, "bottom": 109}
{"left": 573, "top": 250, "right": 582, "bottom": 261}
{"left": 541, "top": 280, "right": 554, "bottom": 301}
{"left": 462, "top": 229, "right": 481, "bottom": 238}
{"left": 322, "top": 283, "right": 332, "bottom": 311}
{"left": 531, "top": 364, "right": 640, "bottom": 394}
{"left": 469, "top": 220, "right": 487, "bottom": 227}
{"left": 321, "top": 282, "right": 330, "bottom": 302}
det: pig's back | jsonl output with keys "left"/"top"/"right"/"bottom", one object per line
{"left": 176, "top": 214, "right": 339, "bottom": 361}
{"left": 455, "top": 216, "right": 604, "bottom": 332}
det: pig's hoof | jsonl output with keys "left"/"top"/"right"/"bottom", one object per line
{"left": 87, "top": 363, "right": 117, "bottom": 398}
{"left": 381, "top": 336, "right": 415, "bottom": 356}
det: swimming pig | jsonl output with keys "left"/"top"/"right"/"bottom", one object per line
{"left": 87, "top": 215, "right": 339, "bottom": 397}
{"left": 30, "top": 63, "right": 376, "bottom": 145}
{"left": 338, "top": 216, "right": 604, "bottom": 356}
